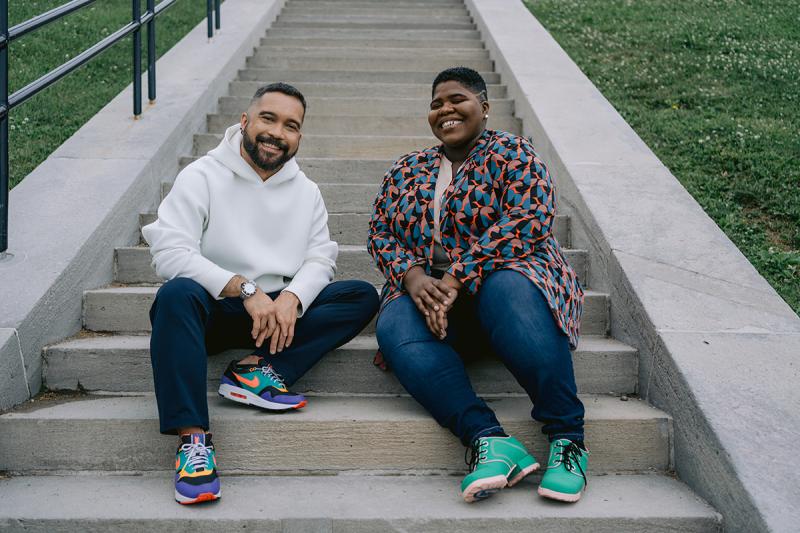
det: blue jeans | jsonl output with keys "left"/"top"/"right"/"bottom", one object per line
{"left": 150, "top": 277, "right": 379, "bottom": 434}
{"left": 376, "top": 269, "right": 584, "bottom": 446}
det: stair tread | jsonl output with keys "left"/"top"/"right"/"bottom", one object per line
{"left": 47, "top": 332, "right": 634, "bottom": 354}
{"left": 0, "top": 474, "right": 720, "bottom": 527}
{"left": 3, "top": 393, "right": 665, "bottom": 422}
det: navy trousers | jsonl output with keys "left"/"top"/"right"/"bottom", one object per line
{"left": 149, "top": 277, "right": 379, "bottom": 434}
{"left": 376, "top": 270, "right": 585, "bottom": 447}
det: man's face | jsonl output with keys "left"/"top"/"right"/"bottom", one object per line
{"left": 240, "top": 91, "right": 304, "bottom": 173}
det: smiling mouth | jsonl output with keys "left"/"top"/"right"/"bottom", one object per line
{"left": 258, "top": 141, "right": 285, "bottom": 155}
{"left": 440, "top": 119, "right": 463, "bottom": 130}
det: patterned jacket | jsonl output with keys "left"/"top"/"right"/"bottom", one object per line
{"left": 367, "top": 129, "right": 583, "bottom": 348}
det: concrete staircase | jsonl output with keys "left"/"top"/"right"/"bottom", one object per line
{"left": 0, "top": 0, "right": 721, "bottom": 530}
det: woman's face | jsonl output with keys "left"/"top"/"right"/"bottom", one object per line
{"left": 428, "top": 80, "right": 490, "bottom": 150}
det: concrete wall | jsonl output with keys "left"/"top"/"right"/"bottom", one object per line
{"left": 465, "top": 1, "right": 800, "bottom": 531}
{"left": 0, "top": 0, "right": 287, "bottom": 411}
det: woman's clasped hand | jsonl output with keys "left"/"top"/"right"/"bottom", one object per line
{"left": 402, "top": 266, "right": 462, "bottom": 339}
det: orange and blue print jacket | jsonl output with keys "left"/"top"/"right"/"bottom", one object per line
{"left": 367, "top": 129, "right": 583, "bottom": 348}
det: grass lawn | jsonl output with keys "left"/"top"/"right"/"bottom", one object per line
{"left": 7, "top": 0, "right": 211, "bottom": 188}
{"left": 526, "top": 0, "right": 800, "bottom": 314}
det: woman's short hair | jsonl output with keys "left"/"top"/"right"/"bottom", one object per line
{"left": 432, "top": 67, "right": 488, "bottom": 101}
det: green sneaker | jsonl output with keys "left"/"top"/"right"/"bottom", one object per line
{"left": 460, "top": 436, "right": 539, "bottom": 502}
{"left": 538, "top": 439, "right": 589, "bottom": 502}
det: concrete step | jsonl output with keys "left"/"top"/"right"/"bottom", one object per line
{"left": 0, "top": 394, "right": 670, "bottom": 473}
{"left": 207, "top": 113, "right": 521, "bottom": 137}
{"left": 179, "top": 156, "right": 395, "bottom": 179}
{"left": 82, "top": 286, "right": 608, "bottom": 335}
{"left": 264, "top": 27, "right": 481, "bottom": 41}
{"left": 114, "top": 244, "right": 588, "bottom": 288}
{"left": 259, "top": 36, "right": 485, "bottom": 49}
{"left": 230, "top": 80, "right": 505, "bottom": 99}
{"left": 193, "top": 133, "right": 436, "bottom": 159}
{"left": 252, "top": 45, "right": 488, "bottom": 60}
{"left": 0, "top": 474, "right": 721, "bottom": 532}
{"left": 287, "top": 0, "right": 466, "bottom": 5}
{"left": 238, "top": 68, "right": 500, "bottom": 84}
{"left": 280, "top": 6, "right": 469, "bottom": 17}
{"left": 217, "top": 95, "right": 513, "bottom": 116}
{"left": 273, "top": 18, "right": 475, "bottom": 31}
{"left": 245, "top": 55, "right": 492, "bottom": 73}
{"left": 140, "top": 212, "right": 569, "bottom": 246}
{"left": 44, "top": 334, "right": 637, "bottom": 395}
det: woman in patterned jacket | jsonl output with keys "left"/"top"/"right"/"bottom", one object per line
{"left": 368, "top": 67, "right": 588, "bottom": 503}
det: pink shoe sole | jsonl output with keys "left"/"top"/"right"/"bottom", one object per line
{"left": 507, "top": 462, "right": 540, "bottom": 487}
{"left": 461, "top": 475, "right": 508, "bottom": 503}
{"left": 537, "top": 486, "right": 583, "bottom": 502}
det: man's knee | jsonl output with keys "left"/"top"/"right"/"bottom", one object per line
{"left": 153, "top": 277, "right": 209, "bottom": 311}
{"left": 345, "top": 280, "right": 380, "bottom": 319}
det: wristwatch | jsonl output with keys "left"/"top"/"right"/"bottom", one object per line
{"left": 240, "top": 279, "right": 257, "bottom": 299}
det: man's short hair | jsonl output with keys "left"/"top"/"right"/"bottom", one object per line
{"left": 432, "top": 67, "right": 488, "bottom": 101}
{"left": 251, "top": 82, "right": 307, "bottom": 113}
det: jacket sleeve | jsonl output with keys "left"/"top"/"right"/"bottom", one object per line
{"left": 367, "top": 162, "right": 425, "bottom": 291}
{"left": 141, "top": 167, "right": 235, "bottom": 299}
{"left": 447, "top": 146, "right": 555, "bottom": 294}
{"left": 283, "top": 187, "right": 338, "bottom": 317}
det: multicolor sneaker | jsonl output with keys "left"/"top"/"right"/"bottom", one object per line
{"left": 538, "top": 438, "right": 589, "bottom": 502}
{"left": 174, "top": 432, "right": 220, "bottom": 505}
{"left": 218, "top": 359, "right": 307, "bottom": 411}
{"left": 460, "top": 436, "right": 539, "bottom": 503}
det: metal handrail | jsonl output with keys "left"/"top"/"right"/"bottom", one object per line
{"left": 0, "top": 0, "right": 222, "bottom": 256}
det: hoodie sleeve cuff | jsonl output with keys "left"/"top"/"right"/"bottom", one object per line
{"left": 194, "top": 264, "right": 237, "bottom": 300}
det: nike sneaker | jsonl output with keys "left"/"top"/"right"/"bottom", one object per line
{"left": 218, "top": 359, "right": 307, "bottom": 410}
{"left": 174, "top": 432, "right": 220, "bottom": 505}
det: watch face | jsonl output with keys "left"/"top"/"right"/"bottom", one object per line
{"left": 242, "top": 281, "right": 257, "bottom": 296}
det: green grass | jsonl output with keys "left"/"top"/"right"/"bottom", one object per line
{"left": 525, "top": 0, "right": 800, "bottom": 314}
{"left": 7, "top": 0, "right": 210, "bottom": 188}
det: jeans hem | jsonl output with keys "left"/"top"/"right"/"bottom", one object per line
{"left": 467, "top": 425, "right": 506, "bottom": 446}
{"left": 548, "top": 432, "right": 585, "bottom": 443}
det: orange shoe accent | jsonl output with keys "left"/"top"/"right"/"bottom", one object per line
{"left": 233, "top": 373, "right": 260, "bottom": 388}
{"left": 292, "top": 400, "right": 308, "bottom": 409}
{"left": 179, "top": 492, "right": 219, "bottom": 505}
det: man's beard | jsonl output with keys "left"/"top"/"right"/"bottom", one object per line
{"left": 241, "top": 127, "right": 296, "bottom": 172}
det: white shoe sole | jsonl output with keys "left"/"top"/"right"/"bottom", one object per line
{"left": 507, "top": 462, "right": 540, "bottom": 486}
{"left": 461, "top": 474, "right": 508, "bottom": 503}
{"left": 538, "top": 486, "right": 583, "bottom": 502}
{"left": 218, "top": 383, "right": 306, "bottom": 411}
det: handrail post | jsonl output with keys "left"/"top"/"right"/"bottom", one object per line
{"left": 206, "top": 0, "right": 213, "bottom": 40}
{"left": 1, "top": 0, "right": 9, "bottom": 255}
{"left": 146, "top": 0, "right": 155, "bottom": 103}
{"left": 132, "top": 0, "right": 142, "bottom": 118}
{"left": 214, "top": 0, "right": 221, "bottom": 32}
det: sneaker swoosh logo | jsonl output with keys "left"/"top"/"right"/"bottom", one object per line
{"left": 233, "top": 373, "right": 260, "bottom": 388}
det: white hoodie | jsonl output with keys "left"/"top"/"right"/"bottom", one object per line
{"left": 142, "top": 124, "right": 338, "bottom": 315}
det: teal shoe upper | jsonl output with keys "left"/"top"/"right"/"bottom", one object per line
{"left": 461, "top": 436, "right": 536, "bottom": 491}
{"left": 539, "top": 438, "right": 589, "bottom": 495}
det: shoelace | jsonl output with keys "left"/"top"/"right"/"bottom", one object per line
{"left": 465, "top": 439, "right": 489, "bottom": 472}
{"left": 260, "top": 364, "right": 286, "bottom": 387}
{"left": 552, "top": 441, "right": 588, "bottom": 487}
{"left": 179, "top": 442, "right": 211, "bottom": 471}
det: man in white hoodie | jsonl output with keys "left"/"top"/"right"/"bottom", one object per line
{"left": 142, "top": 83, "right": 379, "bottom": 505}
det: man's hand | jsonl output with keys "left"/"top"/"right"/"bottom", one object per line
{"left": 403, "top": 267, "right": 458, "bottom": 339}
{"left": 243, "top": 290, "right": 277, "bottom": 349}
{"left": 269, "top": 291, "right": 300, "bottom": 354}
